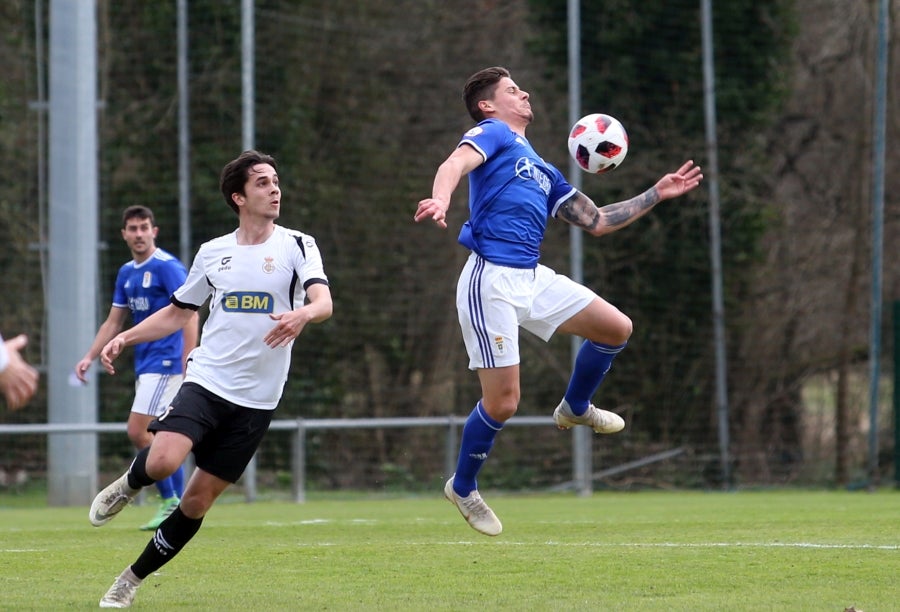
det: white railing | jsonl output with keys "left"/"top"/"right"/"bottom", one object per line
{"left": 0, "top": 416, "right": 556, "bottom": 502}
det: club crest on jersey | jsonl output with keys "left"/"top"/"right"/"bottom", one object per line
{"left": 262, "top": 256, "right": 275, "bottom": 274}
{"left": 142, "top": 271, "right": 153, "bottom": 288}
{"left": 221, "top": 291, "right": 274, "bottom": 313}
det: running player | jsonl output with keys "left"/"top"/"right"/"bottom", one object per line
{"left": 89, "top": 150, "right": 333, "bottom": 608}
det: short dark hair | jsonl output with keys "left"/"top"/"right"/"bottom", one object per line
{"left": 220, "top": 150, "right": 278, "bottom": 215}
{"left": 463, "top": 66, "right": 510, "bottom": 122}
{"left": 121, "top": 205, "right": 155, "bottom": 228}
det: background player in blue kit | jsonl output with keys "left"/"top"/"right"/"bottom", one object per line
{"left": 415, "top": 66, "right": 703, "bottom": 536}
{"left": 75, "top": 205, "right": 199, "bottom": 531}
{"left": 88, "top": 151, "right": 333, "bottom": 608}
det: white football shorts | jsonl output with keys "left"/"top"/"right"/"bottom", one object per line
{"left": 456, "top": 252, "right": 597, "bottom": 370}
{"left": 131, "top": 373, "right": 183, "bottom": 417}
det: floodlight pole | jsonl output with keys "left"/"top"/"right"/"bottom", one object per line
{"left": 867, "top": 0, "right": 889, "bottom": 489}
{"left": 567, "top": 0, "right": 592, "bottom": 497}
{"left": 701, "top": 0, "right": 731, "bottom": 489}
{"left": 177, "top": 0, "right": 191, "bottom": 267}
{"left": 241, "top": 0, "right": 258, "bottom": 502}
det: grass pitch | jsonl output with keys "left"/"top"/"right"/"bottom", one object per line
{"left": 0, "top": 489, "right": 897, "bottom": 610}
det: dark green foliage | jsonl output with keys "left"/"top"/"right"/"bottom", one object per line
{"left": 0, "top": 0, "right": 809, "bottom": 488}
{"left": 526, "top": 0, "right": 794, "bottom": 445}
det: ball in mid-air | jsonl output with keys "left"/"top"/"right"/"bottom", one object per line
{"left": 567, "top": 113, "right": 628, "bottom": 174}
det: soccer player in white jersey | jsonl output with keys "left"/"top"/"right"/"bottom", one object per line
{"left": 89, "top": 150, "right": 333, "bottom": 608}
{"left": 415, "top": 66, "right": 703, "bottom": 536}
{"left": 75, "top": 205, "right": 199, "bottom": 531}
{"left": 0, "top": 333, "right": 39, "bottom": 410}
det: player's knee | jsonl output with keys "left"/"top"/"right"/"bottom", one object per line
{"left": 615, "top": 314, "right": 633, "bottom": 344}
{"left": 178, "top": 494, "right": 212, "bottom": 519}
{"left": 587, "top": 312, "right": 632, "bottom": 345}
{"left": 146, "top": 452, "right": 182, "bottom": 481}
{"left": 482, "top": 395, "right": 519, "bottom": 422}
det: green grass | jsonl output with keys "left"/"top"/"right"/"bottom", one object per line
{"left": 1, "top": 489, "right": 897, "bottom": 610}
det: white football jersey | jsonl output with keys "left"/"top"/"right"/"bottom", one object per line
{"left": 173, "top": 225, "right": 328, "bottom": 410}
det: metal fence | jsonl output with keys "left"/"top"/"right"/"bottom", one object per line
{"left": 0, "top": 416, "right": 546, "bottom": 503}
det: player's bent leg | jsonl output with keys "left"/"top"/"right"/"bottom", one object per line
{"left": 124, "top": 412, "right": 181, "bottom": 531}
{"left": 145, "top": 431, "right": 193, "bottom": 480}
{"left": 556, "top": 296, "right": 632, "bottom": 346}
{"left": 179, "top": 467, "right": 232, "bottom": 518}
{"left": 476, "top": 366, "right": 521, "bottom": 423}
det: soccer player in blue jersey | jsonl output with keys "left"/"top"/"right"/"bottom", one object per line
{"left": 415, "top": 66, "right": 703, "bottom": 536}
{"left": 75, "top": 206, "right": 199, "bottom": 531}
{"left": 89, "top": 151, "right": 333, "bottom": 608}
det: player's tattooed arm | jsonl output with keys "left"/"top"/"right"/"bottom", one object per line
{"left": 557, "top": 187, "right": 661, "bottom": 236}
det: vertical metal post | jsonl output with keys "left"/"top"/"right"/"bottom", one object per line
{"left": 177, "top": 0, "right": 191, "bottom": 265}
{"left": 867, "top": 0, "right": 889, "bottom": 489}
{"left": 244, "top": 454, "right": 257, "bottom": 501}
{"left": 241, "top": 0, "right": 255, "bottom": 150}
{"left": 444, "top": 417, "right": 459, "bottom": 478}
{"left": 893, "top": 301, "right": 899, "bottom": 488}
{"left": 567, "top": 0, "right": 592, "bottom": 498}
{"left": 701, "top": 0, "right": 731, "bottom": 489}
{"left": 293, "top": 419, "right": 307, "bottom": 503}
{"left": 47, "top": 0, "right": 99, "bottom": 506}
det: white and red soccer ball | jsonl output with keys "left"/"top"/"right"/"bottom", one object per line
{"left": 567, "top": 113, "right": 629, "bottom": 174}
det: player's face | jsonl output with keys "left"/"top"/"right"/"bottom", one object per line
{"left": 487, "top": 77, "right": 533, "bottom": 124}
{"left": 237, "top": 163, "right": 281, "bottom": 221}
{"left": 121, "top": 217, "right": 158, "bottom": 261}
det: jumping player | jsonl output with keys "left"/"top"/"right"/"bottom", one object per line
{"left": 415, "top": 66, "right": 703, "bottom": 536}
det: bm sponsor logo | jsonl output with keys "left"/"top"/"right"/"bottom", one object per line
{"left": 221, "top": 291, "right": 274, "bottom": 313}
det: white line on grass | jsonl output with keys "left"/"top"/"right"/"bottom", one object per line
{"left": 289, "top": 540, "right": 900, "bottom": 551}
{"left": 525, "top": 541, "right": 900, "bottom": 551}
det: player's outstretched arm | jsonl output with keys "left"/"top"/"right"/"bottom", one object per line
{"left": 557, "top": 160, "right": 703, "bottom": 237}
{"left": 415, "top": 144, "right": 484, "bottom": 229}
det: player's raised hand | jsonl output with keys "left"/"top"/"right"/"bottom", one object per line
{"left": 655, "top": 161, "right": 703, "bottom": 200}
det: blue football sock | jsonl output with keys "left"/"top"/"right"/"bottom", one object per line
{"left": 452, "top": 401, "right": 503, "bottom": 497}
{"left": 155, "top": 476, "right": 177, "bottom": 500}
{"left": 168, "top": 465, "right": 185, "bottom": 498}
{"left": 563, "top": 340, "right": 626, "bottom": 416}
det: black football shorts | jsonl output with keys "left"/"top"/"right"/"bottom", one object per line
{"left": 149, "top": 382, "right": 274, "bottom": 483}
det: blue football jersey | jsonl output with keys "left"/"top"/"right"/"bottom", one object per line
{"left": 112, "top": 248, "right": 188, "bottom": 375}
{"left": 457, "top": 119, "right": 577, "bottom": 268}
